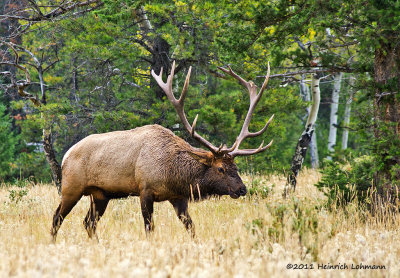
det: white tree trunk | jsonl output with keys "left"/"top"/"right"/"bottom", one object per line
{"left": 285, "top": 74, "right": 321, "bottom": 196}
{"left": 341, "top": 76, "right": 355, "bottom": 150}
{"left": 300, "top": 76, "right": 319, "bottom": 168}
{"left": 306, "top": 74, "right": 321, "bottom": 128}
{"left": 134, "top": 7, "right": 153, "bottom": 33}
{"left": 327, "top": 72, "right": 342, "bottom": 160}
{"left": 311, "top": 131, "right": 319, "bottom": 168}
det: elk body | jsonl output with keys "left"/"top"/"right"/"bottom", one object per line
{"left": 51, "top": 61, "right": 274, "bottom": 241}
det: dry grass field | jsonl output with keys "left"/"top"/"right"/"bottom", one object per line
{"left": 0, "top": 169, "right": 399, "bottom": 278}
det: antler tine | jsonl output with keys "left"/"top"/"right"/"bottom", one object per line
{"left": 231, "top": 139, "right": 274, "bottom": 157}
{"left": 178, "top": 66, "right": 191, "bottom": 105}
{"left": 246, "top": 114, "right": 274, "bottom": 138}
{"left": 151, "top": 66, "right": 171, "bottom": 102}
{"left": 151, "top": 61, "right": 220, "bottom": 154}
{"left": 166, "top": 60, "right": 176, "bottom": 94}
{"left": 258, "top": 61, "right": 270, "bottom": 98}
{"left": 217, "top": 65, "right": 251, "bottom": 91}
{"left": 190, "top": 114, "right": 198, "bottom": 137}
{"left": 217, "top": 62, "right": 274, "bottom": 157}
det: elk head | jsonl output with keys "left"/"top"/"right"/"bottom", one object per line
{"left": 151, "top": 61, "right": 274, "bottom": 199}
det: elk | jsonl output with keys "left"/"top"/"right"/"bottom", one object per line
{"left": 51, "top": 61, "right": 274, "bottom": 241}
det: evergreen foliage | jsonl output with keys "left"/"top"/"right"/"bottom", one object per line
{"left": 0, "top": 103, "right": 17, "bottom": 180}
{"left": 0, "top": 0, "right": 399, "bottom": 194}
{"left": 316, "top": 157, "right": 374, "bottom": 207}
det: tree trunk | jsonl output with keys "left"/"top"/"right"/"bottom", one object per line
{"left": 21, "top": 95, "right": 62, "bottom": 193}
{"left": 134, "top": 7, "right": 171, "bottom": 100}
{"left": 70, "top": 56, "right": 80, "bottom": 103}
{"left": 300, "top": 76, "right": 319, "bottom": 169}
{"left": 151, "top": 37, "right": 171, "bottom": 100}
{"left": 373, "top": 41, "right": 400, "bottom": 198}
{"left": 37, "top": 64, "right": 62, "bottom": 193}
{"left": 341, "top": 76, "right": 354, "bottom": 150}
{"left": 284, "top": 74, "right": 321, "bottom": 196}
{"left": 327, "top": 72, "right": 342, "bottom": 159}
{"left": 43, "top": 130, "right": 62, "bottom": 194}
{"left": 311, "top": 132, "right": 319, "bottom": 168}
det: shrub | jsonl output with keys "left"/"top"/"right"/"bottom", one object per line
{"left": 7, "top": 178, "right": 31, "bottom": 203}
{"left": 315, "top": 156, "right": 374, "bottom": 206}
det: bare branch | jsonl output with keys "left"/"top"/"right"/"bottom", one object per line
{"left": 131, "top": 39, "right": 155, "bottom": 55}
{"left": 16, "top": 85, "right": 41, "bottom": 106}
{"left": 257, "top": 67, "right": 354, "bottom": 80}
{"left": 0, "top": 0, "right": 103, "bottom": 26}
{"left": 0, "top": 41, "right": 59, "bottom": 106}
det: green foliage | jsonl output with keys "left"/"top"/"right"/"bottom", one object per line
{"left": 246, "top": 198, "right": 320, "bottom": 260}
{"left": 9, "top": 103, "right": 51, "bottom": 182}
{"left": 315, "top": 156, "right": 374, "bottom": 206}
{"left": 14, "top": 152, "right": 51, "bottom": 183}
{"left": 269, "top": 200, "right": 319, "bottom": 260}
{"left": 247, "top": 177, "right": 273, "bottom": 199}
{"left": 0, "top": 104, "right": 18, "bottom": 180}
{"left": 371, "top": 122, "right": 400, "bottom": 185}
{"left": 291, "top": 198, "right": 319, "bottom": 261}
{"left": 7, "top": 178, "right": 30, "bottom": 204}
{"left": 8, "top": 189, "right": 28, "bottom": 203}
{"left": 266, "top": 203, "right": 287, "bottom": 243}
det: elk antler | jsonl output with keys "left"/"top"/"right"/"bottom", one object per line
{"left": 152, "top": 61, "right": 274, "bottom": 157}
{"left": 151, "top": 61, "right": 222, "bottom": 154}
{"left": 217, "top": 62, "right": 274, "bottom": 157}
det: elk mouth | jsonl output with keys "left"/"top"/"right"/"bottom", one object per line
{"left": 229, "top": 186, "right": 247, "bottom": 199}
{"left": 229, "top": 192, "right": 240, "bottom": 199}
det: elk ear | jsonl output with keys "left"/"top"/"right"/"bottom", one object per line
{"left": 187, "top": 150, "right": 214, "bottom": 166}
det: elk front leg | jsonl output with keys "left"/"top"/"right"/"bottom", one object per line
{"left": 140, "top": 192, "right": 154, "bottom": 234}
{"left": 169, "top": 198, "right": 195, "bottom": 237}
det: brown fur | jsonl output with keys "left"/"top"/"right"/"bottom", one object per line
{"left": 51, "top": 124, "right": 247, "bottom": 240}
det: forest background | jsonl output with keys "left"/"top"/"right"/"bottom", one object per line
{"left": 0, "top": 0, "right": 399, "bottom": 198}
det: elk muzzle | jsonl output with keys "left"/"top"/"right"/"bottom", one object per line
{"left": 229, "top": 185, "right": 247, "bottom": 199}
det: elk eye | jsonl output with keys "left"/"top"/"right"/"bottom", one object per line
{"left": 218, "top": 167, "right": 225, "bottom": 174}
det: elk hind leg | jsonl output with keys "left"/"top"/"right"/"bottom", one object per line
{"left": 51, "top": 194, "right": 81, "bottom": 242}
{"left": 83, "top": 189, "right": 109, "bottom": 239}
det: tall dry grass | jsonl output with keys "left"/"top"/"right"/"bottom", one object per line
{"left": 0, "top": 169, "right": 399, "bottom": 277}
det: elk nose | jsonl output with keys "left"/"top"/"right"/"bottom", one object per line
{"left": 239, "top": 186, "right": 247, "bottom": 196}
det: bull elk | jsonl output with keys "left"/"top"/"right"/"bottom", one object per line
{"left": 51, "top": 61, "right": 274, "bottom": 241}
